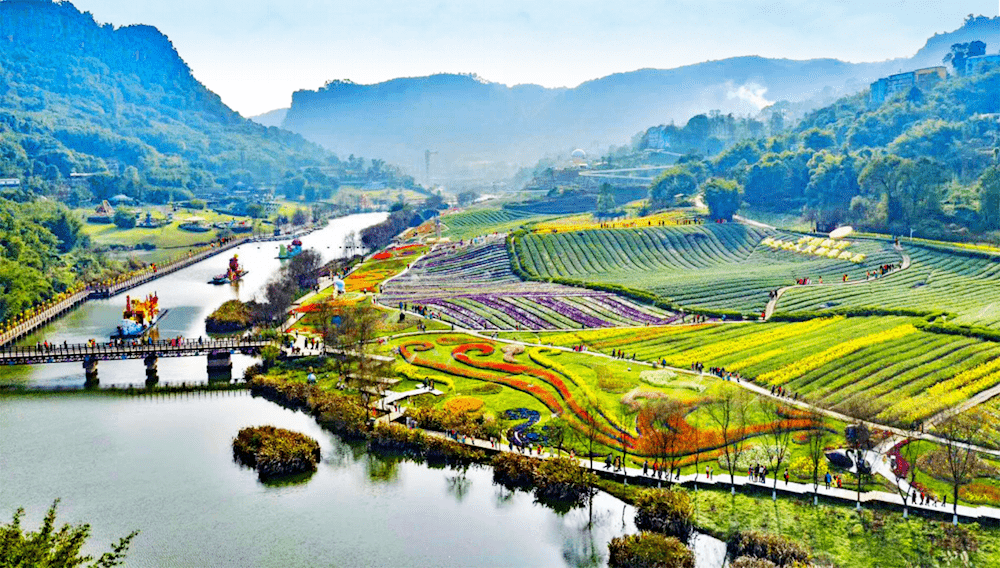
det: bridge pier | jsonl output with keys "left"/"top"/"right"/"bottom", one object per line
{"left": 144, "top": 353, "right": 159, "bottom": 386}
{"left": 83, "top": 356, "right": 98, "bottom": 388}
{"left": 207, "top": 350, "right": 232, "bottom": 382}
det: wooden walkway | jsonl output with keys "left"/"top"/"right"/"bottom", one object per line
{"left": 0, "top": 338, "right": 271, "bottom": 365}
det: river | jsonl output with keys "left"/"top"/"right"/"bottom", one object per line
{"left": 1, "top": 212, "right": 388, "bottom": 390}
{"left": 0, "top": 212, "right": 728, "bottom": 567}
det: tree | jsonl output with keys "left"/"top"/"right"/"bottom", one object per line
{"left": 457, "top": 191, "right": 479, "bottom": 207}
{"left": 801, "top": 128, "right": 836, "bottom": 151}
{"left": 760, "top": 399, "right": 792, "bottom": 500}
{"left": 978, "top": 167, "right": 1000, "bottom": 230}
{"left": 937, "top": 412, "right": 979, "bottom": 524}
{"left": 329, "top": 302, "right": 392, "bottom": 407}
{"left": 706, "top": 386, "right": 751, "bottom": 493}
{"left": 0, "top": 499, "right": 137, "bottom": 567}
{"left": 596, "top": 183, "right": 616, "bottom": 214}
{"left": 944, "top": 41, "right": 987, "bottom": 76}
{"left": 702, "top": 178, "right": 743, "bottom": 221}
{"left": 805, "top": 408, "right": 829, "bottom": 506}
{"left": 648, "top": 400, "right": 687, "bottom": 485}
{"left": 112, "top": 207, "right": 135, "bottom": 229}
{"left": 649, "top": 167, "right": 698, "bottom": 209}
{"left": 842, "top": 397, "right": 877, "bottom": 510}
{"left": 291, "top": 208, "right": 308, "bottom": 226}
{"left": 286, "top": 248, "right": 322, "bottom": 289}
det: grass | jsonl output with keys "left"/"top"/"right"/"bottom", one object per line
{"left": 439, "top": 207, "right": 552, "bottom": 239}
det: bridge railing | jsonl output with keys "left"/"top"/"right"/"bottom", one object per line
{"left": 0, "top": 336, "right": 273, "bottom": 360}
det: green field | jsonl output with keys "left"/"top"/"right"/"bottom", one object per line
{"left": 515, "top": 224, "right": 900, "bottom": 314}
{"left": 777, "top": 243, "right": 1000, "bottom": 328}
{"left": 439, "top": 207, "right": 550, "bottom": 239}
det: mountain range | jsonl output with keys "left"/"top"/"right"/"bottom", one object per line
{"left": 260, "top": 15, "right": 1000, "bottom": 182}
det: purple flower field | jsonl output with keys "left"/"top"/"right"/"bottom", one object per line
{"left": 381, "top": 241, "right": 676, "bottom": 330}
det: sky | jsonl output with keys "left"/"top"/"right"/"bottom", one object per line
{"left": 69, "top": 0, "right": 999, "bottom": 117}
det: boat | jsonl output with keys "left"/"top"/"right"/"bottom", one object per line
{"left": 209, "top": 254, "right": 249, "bottom": 284}
{"left": 111, "top": 293, "right": 167, "bottom": 339}
{"left": 277, "top": 238, "right": 303, "bottom": 259}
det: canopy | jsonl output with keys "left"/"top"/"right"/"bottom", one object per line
{"left": 829, "top": 226, "right": 854, "bottom": 239}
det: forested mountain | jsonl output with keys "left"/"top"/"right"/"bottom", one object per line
{"left": 651, "top": 63, "right": 1000, "bottom": 239}
{"left": 0, "top": 0, "right": 412, "bottom": 202}
{"left": 279, "top": 16, "right": 1000, "bottom": 180}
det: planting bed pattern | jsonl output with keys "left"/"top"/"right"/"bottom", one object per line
{"left": 776, "top": 244, "right": 1000, "bottom": 328}
{"left": 440, "top": 208, "right": 546, "bottom": 239}
{"left": 528, "top": 317, "right": 1000, "bottom": 426}
{"left": 380, "top": 240, "right": 678, "bottom": 330}
{"left": 515, "top": 224, "right": 899, "bottom": 314}
{"left": 394, "top": 334, "right": 815, "bottom": 460}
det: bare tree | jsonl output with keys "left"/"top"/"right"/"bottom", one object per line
{"left": 329, "top": 302, "right": 392, "bottom": 409}
{"left": 805, "top": 408, "right": 829, "bottom": 506}
{"left": 937, "top": 412, "right": 979, "bottom": 524}
{"left": 648, "top": 400, "right": 687, "bottom": 486}
{"left": 706, "top": 386, "right": 751, "bottom": 494}
{"left": 616, "top": 403, "right": 633, "bottom": 483}
{"left": 892, "top": 426, "right": 921, "bottom": 519}
{"left": 842, "top": 397, "right": 877, "bottom": 510}
{"left": 761, "top": 399, "right": 793, "bottom": 500}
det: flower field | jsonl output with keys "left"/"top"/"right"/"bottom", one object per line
{"left": 776, "top": 244, "right": 1000, "bottom": 328}
{"left": 380, "top": 239, "right": 678, "bottom": 329}
{"left": 514, "top": 224, "right": 899, "bottom": 314}
{"left": 520, "top": 316, "right": 1000, "bottom": 426}
{"left": 390, "top": 334, "right": 818, "bottom": 460}
{"left": 530, "top": 209, "right": 701, "bottom": 233}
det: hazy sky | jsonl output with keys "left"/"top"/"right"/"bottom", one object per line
{"left": 70, "top": 0, "right": 998, "bottom": 117}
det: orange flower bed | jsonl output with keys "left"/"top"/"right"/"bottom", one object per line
{"left": 444, "top": 396, "right": 485, "bottom": 414}
{"left": 372, "top": 252, "right": 392, "bottom": 260}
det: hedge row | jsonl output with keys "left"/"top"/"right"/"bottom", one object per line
{"left": 915, "top": 320, "right": 1000, "bottom": 343}
{"left": 492, "top": 453, "right": 596, "bottom": 507}
{"left": 769, "top": 307, "right": 948, "bottom": 322}
{"left": 608, "top": 533, "right": 694, "bottom": 568}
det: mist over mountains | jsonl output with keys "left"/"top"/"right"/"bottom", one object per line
{"left": 266, "top": 16, "right": 1000, "bottom": 183}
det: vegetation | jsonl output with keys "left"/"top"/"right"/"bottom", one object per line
{"left": 0, "top": 500, "right": 137, "bottom": 567}
{"left": 232, "top": 425, "right": 321, "bottom": 481}
{"left": 607, "top": 533, "right": 694, "bottom": 568}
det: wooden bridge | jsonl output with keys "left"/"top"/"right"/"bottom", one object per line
{"left": 0, "top": 337, "right": 273, "bottom": 383}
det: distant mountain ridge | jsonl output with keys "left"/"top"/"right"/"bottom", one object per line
{"left": 278, "top": 15, "right": 1000, "bottom": 180}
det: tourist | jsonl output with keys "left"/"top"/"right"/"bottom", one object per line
{"left": 784, "top": 468, "right": 789, "bottom": 485}
{"left": 824, "top": 472, "right": 832, "bottom": 489}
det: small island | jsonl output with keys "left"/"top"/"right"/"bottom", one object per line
{"left": 205, "top": 299, "right": 255, "bottom": 333}
{"left": 232, "top": 426, "right": 321, "bottom": 481}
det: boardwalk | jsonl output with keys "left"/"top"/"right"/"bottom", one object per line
{"left": 0, "top": 337, "right": 271, "bottom": 365}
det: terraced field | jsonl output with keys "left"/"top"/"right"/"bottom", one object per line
{"left": 439, "top": 208, "right": 548, "bottom": 239}
{"left": 380, "top": 239, "right": 678, "bottom": 330}
{"left": 515, "top": 224, "right": 900, "bottom": 314}
{"left": 776, "top": 244, "right": 1000, "bottom": 327}
{"left": 520, "top": 317, "right": 1000, "bottom": 426}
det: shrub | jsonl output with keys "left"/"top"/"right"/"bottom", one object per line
{"left": 608, "top": 533, "right": 694, "bottom": 568}
{"left": 634, "top": 489, "right": 695, "bottom": 543}
{"left": 492, "top": 452, "right": 539, "bottom": 490}
{"left": 788, "top": 455, "right": 828, "bottom": 482}
{"left": 727, "top": 531, "right": 810, "bottom": 567}
{"left": 443, "top": 396, "right": 484, "bottom": 414}
{"left": 367, "top": 423, "right": 484, "bottom": 465}
{"left": 533, "top": 457, "right": 595, "bottom": 506}
{"left": 232, "top": 425, "right": 321, "bottom": 481}
{"left": 730, "top": 558, "right": 777, "bottom": 568}
{"left": 113, "top": 207, "right": 136, "bottom": 228}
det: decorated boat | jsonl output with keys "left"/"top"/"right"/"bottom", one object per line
{"left": 209, "top": 254, "right": 249, "bottom": 284}
{"left": 111, "top": 293, "right": 167, "bottom": 339}
{"left": 277, "top": 238, "right": 303, "bottom": 259}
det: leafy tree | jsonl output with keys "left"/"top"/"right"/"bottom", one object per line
{"left": 0, "top": 499, "right": 137, "bottom": 567}
{"left": 649, "top": 167, "right": 698, "bottom": 209}
{"left": 701, "top": 178, "right": 743, "bottom": 221}
{"left": 801, "top": 128, "right": 836, "bottom": 151}
{"left": 112, "top": 207, "right": 135, "bottom": 229}
{"left": 944, "top": 41, "right": 987, "bottom": 76}
{"left": 596, "top": 183, "right": 616, "bottom": 214}
{"left": 456, "top": 191, "right": 479, "bottom": 206}
{"left": 978, "top": 167, "right": 1000, "bottom": 229}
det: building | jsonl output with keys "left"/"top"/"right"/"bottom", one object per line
{"left": 967, "top": 53, "right": 1000, "bottom": 75}
{"left": 869, "top": 66, "right": 948, "bottom": 107}
{"left": 0, "top": 178, "right": 20, "bottom": 187}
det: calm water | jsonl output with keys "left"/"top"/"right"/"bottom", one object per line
{"left": 0, "top": 392, "right": 653, "bottom": 567}
{"left": 1, "top": 212, "right": 387, "bottom": 389}
{"left": 0, "top": 210, "right": 729, "bottom": 567}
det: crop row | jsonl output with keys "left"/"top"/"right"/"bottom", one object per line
{"left": 515, "top": 225, "right": 899, "bottom": 314}
{"left": 381, "top": 241, "right": 677, "bottom": 329}
{"left": 530, "top": 316, "right": 1000, "bottom": 426}
{"left": 776, "top": 244, "right": 1000, "bottom": 328}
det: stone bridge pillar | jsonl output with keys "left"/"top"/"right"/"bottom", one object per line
{"left": 207, "top": 350, "right": 232, "bottom": 381}
{"left": 83, "top": 355, "right": 98, "bottom": 388}
{"left": 144, "top": 353, "right": 159, "bottom": 386}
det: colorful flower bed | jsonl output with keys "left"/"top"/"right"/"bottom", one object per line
{"left": 381, "top": 241, "right": 676, "bottom": 329}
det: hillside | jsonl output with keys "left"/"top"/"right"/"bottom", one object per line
{"left": 278, "top": 16, "right": 1000, "bottom": 180}
{"left": 0, "top": 0, "right": 412, "bottom": 199}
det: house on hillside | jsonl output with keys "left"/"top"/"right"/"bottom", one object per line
{"left": 869, "top": 66, "right": 948, "bottom": 107}
{"left": 967, "top": 53, "right": 1000, "bottom": 75}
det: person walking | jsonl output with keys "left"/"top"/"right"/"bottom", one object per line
{"left": 824, "top": 472, "right": 832, "bottom": 489}
{"left": 783, "top": 468, "right": 789, "bottom": 485}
